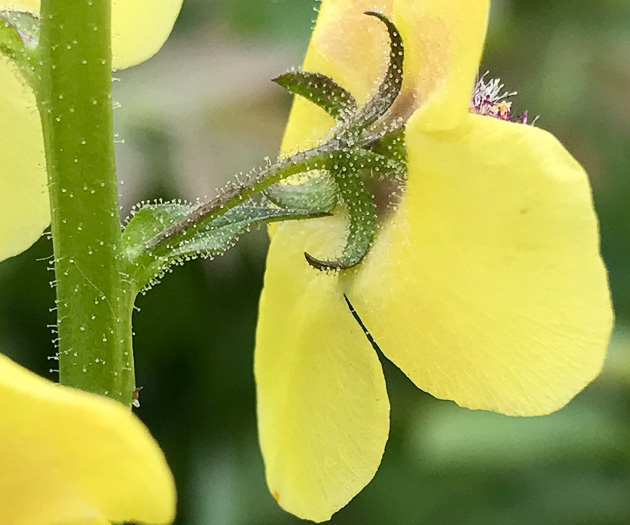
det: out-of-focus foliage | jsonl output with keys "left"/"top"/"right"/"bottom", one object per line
{"left": 0, "top": 0, "right": 628, "bottom": 524}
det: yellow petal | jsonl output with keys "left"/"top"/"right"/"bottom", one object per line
{"left": 111, "top": 0, "right": 183, "bottom": 69}
{"left": 0, "top": 0, "right": 183, "bottom": 69}
{"left": 349, "top": 113, "right": 613, "bottom": 416}
{"left": 0, "top": 352, "right": 176, "bottom": 525}
{"left": 0, "top": 56, "right": 48, "bottom": 262}
{"left": 255, "top": 216, "right": 389, "bottom": 522}
{"left": 394, "top": 0, "right": 489, "bottom": 131}
{"left": 0, "top": 1, "right": 38, "bottom": 9}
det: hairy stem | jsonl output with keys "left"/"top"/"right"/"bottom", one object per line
{"left": 39, "top": 0, "right": 135, "bottom": 404}
{"left": 146, "top": 143, "right": 337, "bottom": 253}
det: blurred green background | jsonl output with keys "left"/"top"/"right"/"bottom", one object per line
{"left": 2, "top": 0, "right": 630, "bottom": 523}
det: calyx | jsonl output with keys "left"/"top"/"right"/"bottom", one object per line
{"left": 272, "top": 11, "right": 408, "bottom": 270}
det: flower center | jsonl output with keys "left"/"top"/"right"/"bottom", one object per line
{"left": 470, "top": 72, "right": 539, "bottom": 125}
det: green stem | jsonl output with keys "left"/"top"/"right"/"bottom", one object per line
{"left": 146, "top": 144, "right": 337, "bottom": 253}
{"left": 39, "top": 0, "right": 134, "bottom": 405}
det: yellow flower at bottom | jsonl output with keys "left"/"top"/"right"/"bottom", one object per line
{"left": 0, "top": 352, "right": 175, "bottom": 525}
{"left": 255, "top": 0, "right": 613, "bottom": 521}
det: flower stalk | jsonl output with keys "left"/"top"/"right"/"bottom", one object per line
{"left": 39, "top": 0, "right": 135, "bottom": 404}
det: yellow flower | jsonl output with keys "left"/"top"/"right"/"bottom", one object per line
{"left": 0, "top": 352, "right": 176, "bottom": 524}
{"left": 254, "top": 0, "right": 613, "bottom": 521}
{"left": 0, "top": 0, "right": 183, "bottom": 261}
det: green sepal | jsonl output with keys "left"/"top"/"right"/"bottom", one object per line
{"left": 304, "top": 153, "right": 377, "bottom": 271}
{"left": 264, "top": 173, "right": 338, "bottom": 212}
{"left": 122, "top": 202, "right": 329, "bottom": 290}
{"left": 352, "top": 11, "right": 404, "bottom": 129}
{"left": 348, "top": 147, "right": 407, "bottom": 179}
{"left": 364, "top": 128, "right": 407, "bottom": 164}
{"left": 273, "top": 71, "right": 357, "bottom": 121}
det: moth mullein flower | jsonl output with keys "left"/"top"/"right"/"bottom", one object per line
{"left": 0, "top": 0, "right": 184, "bottom": 261}
{"left": 254, "top": 0, "right": 613, "bottom": 521}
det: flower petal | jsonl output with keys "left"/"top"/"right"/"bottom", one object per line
{"left": 349, "top": 113, "right": 613, "bottom": 416}
{"left": 0, "top": 0, "right": 183, "bottom": 69}
{"left": 111, "top": 0, "right": 183, "bottom": 70}
{"left": 0, "top": 352, "right": 175, "bottom": 524}
{"left": 394, "top": 0, "right": 489, "bottom": 130}
{"left": 0, "top": 56, "right": 48, "bottom": 262}
{"left": 255, "top": 216, "right": 389, "bottom": 522}
{"left": 0, "top": 1, "right": 38, "bottom": 9}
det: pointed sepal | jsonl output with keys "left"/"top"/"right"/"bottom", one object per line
{"left": 273, "top": 71, "right": 357, "bottom": 121}
{"left": 304, "top": 153, "right": 377, "bottom": 271}
{"left": 352, "top": 10, "right": 405, "bottom": 128}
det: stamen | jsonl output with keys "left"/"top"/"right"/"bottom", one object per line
{"left": 470, "top": 71, "right": 538, "bottom": 125}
